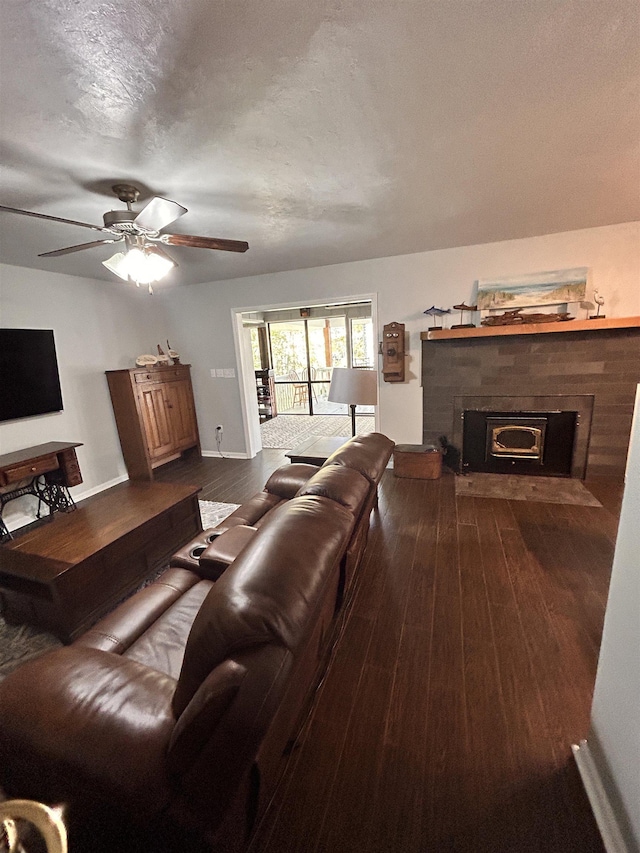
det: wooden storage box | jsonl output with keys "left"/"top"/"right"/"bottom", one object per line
{"left": 393, "top": 444, "right": 442, "bottom": 479}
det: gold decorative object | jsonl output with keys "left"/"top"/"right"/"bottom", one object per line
{"left": 0, "top": 798, "right": 68, "bottom": 853}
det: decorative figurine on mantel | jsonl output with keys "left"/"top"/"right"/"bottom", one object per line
{"left": 481, "top": 308, "right": 573, "bottom": 326}
{"left": 423, "top": 306, "right": 451, "bottom": 331}
{"left": 589, "top": 290, "right": 606, "bottom": 320}
{"left": 451, "top": 303, "right": 477, "bottom": 328}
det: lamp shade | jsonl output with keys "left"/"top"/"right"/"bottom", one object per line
{"left": 327, "top": 368, "right": 377, "bottom": 406}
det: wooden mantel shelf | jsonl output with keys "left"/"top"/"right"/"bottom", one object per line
{"left": 420, "top": 316, "right": 640, "bottom": 341}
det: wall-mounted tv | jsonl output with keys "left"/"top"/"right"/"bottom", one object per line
{"left": 0, "top": 329, "right": 64, "bottom": 423}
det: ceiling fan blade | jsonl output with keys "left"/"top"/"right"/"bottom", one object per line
{"left": 146, "top": 243, "right": 177, "bottom": 264}
{"left": 133, "top": 196, "right": 187, "bottom": 232}
{"left": 38, "top": 238, "right": 121, "bottom": 257}
{"left": 0, "top": 204, "right": 104, "bottom": 232}
{"left": 163, "top": 233, "right": 249, "bottom": 253}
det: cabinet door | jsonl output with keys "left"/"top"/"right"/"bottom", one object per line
{"left": 166, "top": 379, "right": 199, "bottom": 450}
{"left": 139, "top": 385, "right": 174, "bottom": 459}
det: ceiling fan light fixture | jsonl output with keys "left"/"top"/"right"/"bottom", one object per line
{"left": 103, "top": 245, "right": 176, "bottom": 286}
{"left": 102, "top": 251, "right": 130, "bottom": 281}
{"left": 126, "top": 246, "right": 175, "bottom": 284}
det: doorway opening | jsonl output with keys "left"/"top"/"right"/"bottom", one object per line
{"left": 242, "top": 301, "right": 376, "bottom": 450}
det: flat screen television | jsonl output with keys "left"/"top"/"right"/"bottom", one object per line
{"left": 0, "top": 328, "right": 64, "bottom": 423}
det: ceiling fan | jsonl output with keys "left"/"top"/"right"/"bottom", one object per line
{"left": 0, "top": 184, "right": 249, "bottom": 293}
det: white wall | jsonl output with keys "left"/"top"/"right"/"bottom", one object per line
{"left": 587, "top": 384, "right": 640, "bottom": 849}
{"left": 0, "top": 264, "right": 171, "bottom": 530}
{"left": 160, "top": 221, "right": 640, "bottom": 455}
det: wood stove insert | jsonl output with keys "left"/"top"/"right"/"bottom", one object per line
{"left": 462, "top": 410, "right": 578, "bottom": 477}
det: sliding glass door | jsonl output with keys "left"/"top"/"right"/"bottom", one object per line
{"left": 268, "top": 314, "right": 373, "bottom": 416}
{"left": 269, "top": 320, "right": 310, "bottom": 414}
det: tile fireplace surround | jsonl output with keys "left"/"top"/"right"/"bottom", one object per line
{"left": 421, "top": 318, "right": 640, "bottom": 479}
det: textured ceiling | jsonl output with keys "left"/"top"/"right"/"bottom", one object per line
{"left": 1, "top": 0, "right": 638, "bottom": 286}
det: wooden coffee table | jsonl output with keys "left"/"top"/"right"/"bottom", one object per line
{"left": 0, "top": 481, "right": 201, "bottom": 642}
{"left": 285, "top": 436, "right": 348, "bottom": 465}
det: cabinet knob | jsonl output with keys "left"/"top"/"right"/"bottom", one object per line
{"left": 31, "top": 466, "right": 36, "bottom": 472}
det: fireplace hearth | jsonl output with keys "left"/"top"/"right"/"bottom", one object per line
{"left": 462, "top": 410, "right": 577, "bottom": 477}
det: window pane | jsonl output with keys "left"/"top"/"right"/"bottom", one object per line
{"left": 269, "top": 321, "right": 307, "bottom": 378}
{"left": 351, "top": 318, "right": 374, "bottom": 367}
{"left": 329, "top": 320, "right": 347, "bottom": 368}
{"left": 249, "top": 328, "right": 262, "bottom": 370}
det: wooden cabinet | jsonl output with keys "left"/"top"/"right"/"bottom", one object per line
{"left": 106, "top": 365, "right": 201, "bottom": 480}
{"left": 166, "top": 379, "right": 200, "bottom": 449}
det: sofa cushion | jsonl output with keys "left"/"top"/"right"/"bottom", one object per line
{"left": 123, "top": 579, "right": 215, "bottom": 679}
{"left": 217, "top": 491, "right": 285, "bottom": 530}
{"left": 295, "top": 464, "right": 371, "bottom": 514}
{"left": 0, "top": 647, "right": 175, "bottom": 817}
{"left": 172, "top": 495, "right": 355, "bottom": 716}
{"left": 205, "top": 464, "right": 320, "bottom": 535}
{"left": 75, "top": 568, "right": 202, "bottom": 655}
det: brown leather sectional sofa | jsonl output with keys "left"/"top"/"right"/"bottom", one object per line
{"left": 0, "top": 432, "right": 394, "bottom": 852}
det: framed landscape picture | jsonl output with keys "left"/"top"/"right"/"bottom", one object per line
{"left": 476, "top": 267, "right": 588, "bottom": 311}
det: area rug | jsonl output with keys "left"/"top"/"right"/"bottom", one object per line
{"left": 454, "top": 473, "right": 602, "bottom": 507}
{"left": 260, "top": 414, "right": 375, "bottom": 449}
{"left": 0, "top": 500, "right": 240, "bottom": 680}
{"left": 199, "top": 500, "right": 240, "bottom": 527}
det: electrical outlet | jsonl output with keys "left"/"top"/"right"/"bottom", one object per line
{"left": 216, "top": 424, "right": 223, "bottom": 435}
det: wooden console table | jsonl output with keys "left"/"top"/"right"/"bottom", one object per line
{"left": 0, "top": 442, "right": 83, "bottom": 543}
{"left": 0, "top": 481, "right": 202, "bottom": 641}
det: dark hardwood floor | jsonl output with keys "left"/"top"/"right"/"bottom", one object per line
{"left": 157, "top": 453, "right": 621, "bottom": 853}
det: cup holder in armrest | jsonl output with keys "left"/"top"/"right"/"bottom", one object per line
{"left": 190, "top": 531, "right": 222, "bottom": 558}
{"left": 190, "top": 545, "right": 207, "bottom": 559}
{"left": 170, "top": 530, "right": 223, "bottom": 571}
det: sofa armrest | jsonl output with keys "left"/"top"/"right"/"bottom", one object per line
{"left": 264, "top": 463, "right": 320, "bottom": 498}
{"left": 168, "top": 659, "right": 246, "bottom": 774}
{"left": 0, "top": 646, "right": 176, "bottom": 817}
